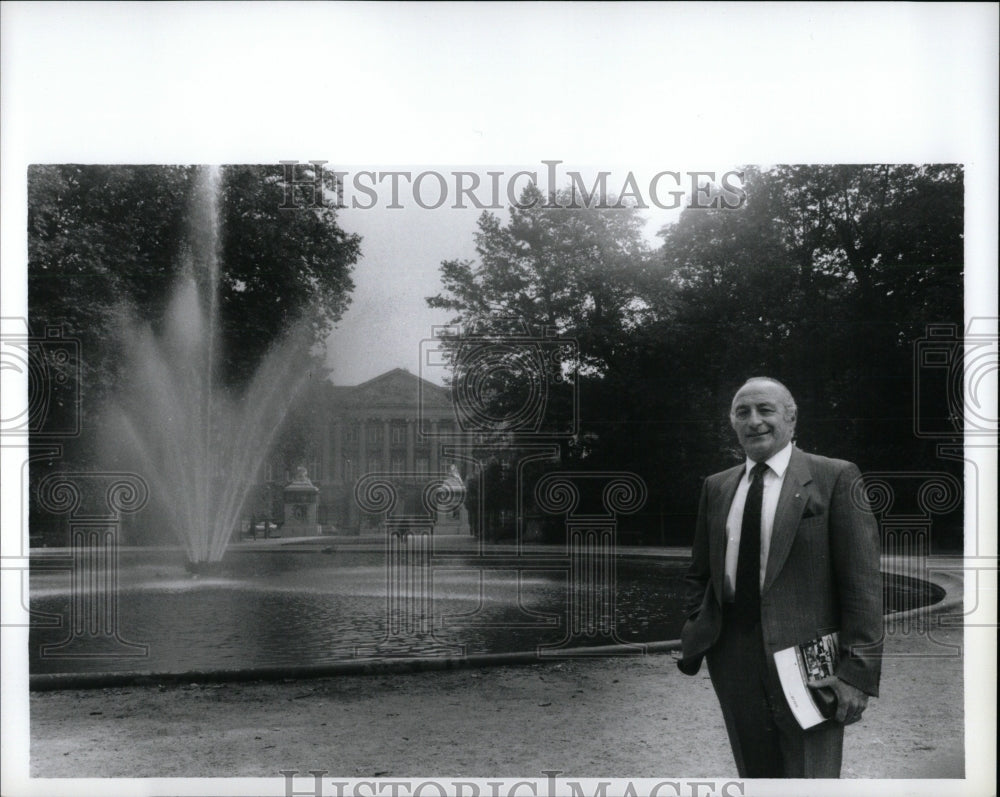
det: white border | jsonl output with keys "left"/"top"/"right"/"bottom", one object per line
{"left": 2, "top": 3, "right": 997, "bottom": 797}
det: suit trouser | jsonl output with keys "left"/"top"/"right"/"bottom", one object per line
{"left": 706, "top": 605, "right": 844, "bottom": 778}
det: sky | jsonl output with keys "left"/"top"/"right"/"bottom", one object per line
{"left": 324, "top": 173, "right": 486, "bottom": 386}
{"left": 323, "top": 162, "right": 702, "bottom": 385}
{"left": 5, "top": 3, "right": 996, "bottom": 391}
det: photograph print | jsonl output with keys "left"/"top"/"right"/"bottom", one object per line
{"left": 2, "top": 5, "right": 995, "bottom": 797}
{"left": 21, "top": 161, "right": 968, "bottom": 784}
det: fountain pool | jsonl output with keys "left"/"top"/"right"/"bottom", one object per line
{"left": 28, "top": 550, "right": 942, "bottom": 680}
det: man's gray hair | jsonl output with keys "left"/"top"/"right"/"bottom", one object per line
{"left": 731, "top": 377, "right": 798, "bottom": 421}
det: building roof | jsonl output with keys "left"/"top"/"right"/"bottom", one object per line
{"left": 327, "top": 368, "right": 454, "bottom": 414}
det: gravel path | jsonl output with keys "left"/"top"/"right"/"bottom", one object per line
{"left": 29, "top": 612, "right": 965, "bottom": 780}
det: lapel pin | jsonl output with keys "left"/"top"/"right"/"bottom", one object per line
{"left": 795, "top": 493, "right": 801, "bottom": 499}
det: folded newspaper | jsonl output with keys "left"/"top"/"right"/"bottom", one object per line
{"left": 773, "top": 632, "right": 840, "bottom": 729}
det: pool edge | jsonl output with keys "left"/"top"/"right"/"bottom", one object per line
{"left": 29, "top": 553, "right": 961, "bottom": 691}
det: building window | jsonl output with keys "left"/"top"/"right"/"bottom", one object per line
{"left": 416, "top": 457, "right": 429, "bottom": 475}
{"left": 309, "top": 459, "right": 321, "bottom": 482}
{"left": 343, "top": 458, "right": 354, "bottom": 483}
{"left": 345, "top": 424, "right": 359, "bottom": 444}
{"left": 392, "top": 424, "right": 406, "bottom": 445}
{"left": 391, "top": 455, "right": 405, "bottom": 473}
{"left": 367, "top": 425, "right": 381, "bottom": 445}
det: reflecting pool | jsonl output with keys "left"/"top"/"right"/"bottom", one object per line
{"left": 28, "top": 549, "right": 941, "bottom": 676}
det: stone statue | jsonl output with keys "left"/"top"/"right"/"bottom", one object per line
{"left": 437, "top": 464, "right": 470, "bottom": 535}
{"left": 282, "top": 464, "right": 321, "bottom": 537}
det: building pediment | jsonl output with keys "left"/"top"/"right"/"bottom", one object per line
{"left": 335, "top": 368, "right": 453, "bottom": 411}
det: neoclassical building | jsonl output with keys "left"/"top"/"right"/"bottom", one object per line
{"left": 265, "top": 368, "right": 470, "bottom": 534}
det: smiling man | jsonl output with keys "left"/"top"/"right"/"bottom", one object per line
{"left": 677, "top": 377, "right": 883, "bottom": 778}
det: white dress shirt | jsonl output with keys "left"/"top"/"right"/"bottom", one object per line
{"left": 722, "top": 442, "right": 794, "bottom": 602}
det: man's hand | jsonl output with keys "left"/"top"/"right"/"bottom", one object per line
{"left": 810, "top": 676, "right": 870, "bottom": 725}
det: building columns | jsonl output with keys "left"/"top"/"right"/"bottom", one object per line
{"left": 382, "top": 419, "right": 391, "bottom": 472}
{"left": 321, "top": 416, "right": 331, "bottom": 483}
{"left": 332, "top": 421, "right": 343, "bottom": 483}
{"left": 406, "top": 419, "right": 415, "bottom": 472}
{"left": 430, "top": 420, "right": 439, "bottom": 473}
{"left": 358, "top": 418, "right": 367, "bottom": 475}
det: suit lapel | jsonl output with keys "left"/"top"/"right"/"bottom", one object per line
{"left": 763, "top": 447, "right": 812, "bottom": 593}
{"left": 711, "top": 465, "right": 744, "bottom": 601}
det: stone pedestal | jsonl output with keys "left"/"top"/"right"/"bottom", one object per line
{"left": 433, "top": 466, "right": 470, "bottom": 535}
{"left": 434, "top": 504, "right": 470, "bottom": 535}
{"left": 282, "top": 467, "right": 322, "bottom": 537}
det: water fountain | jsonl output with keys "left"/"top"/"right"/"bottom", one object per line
{"left": 112, "top": 166, "right": 312, "bottom": 568}
{"left": 29, "top": 168, "right": 944, "bottom": 683}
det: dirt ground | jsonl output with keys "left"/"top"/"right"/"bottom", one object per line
{"left": 28, "top": 619, "right": 965, "bottom": 781}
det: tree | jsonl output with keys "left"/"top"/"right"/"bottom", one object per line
{"left": 427, "top": 185, "right": 654, "bottom": 540}
{"left": 647, "top": 164, "right": 964, "bottom": 546}
{"left": 653, "top": 165, "right": 963, "bottom": 466}
{"left": 760, "top": 165, "right": 963, "bottom": 460}
{"left": 217, "top": 165, "right": 359, "bottom": 387}
{"left": 27, "top": 164, "right": 361, "bottom": 462}
{"left": 429, "top": 184, "right": 652, "bottom": 369}
{"left": 432, "top": 166, "right": 964, "bottom": 548}
{"left": 428, "top": 183, "right": 652, "bottom": 442}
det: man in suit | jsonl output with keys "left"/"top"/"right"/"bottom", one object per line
{"left": 677, "top": 377, "right": 883, "bottom": 778}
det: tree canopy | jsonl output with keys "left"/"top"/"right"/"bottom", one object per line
{"left": 27, "top": 164, "right": 361, "bottom": 459}
{"left": 428, "top": 166, "right": 964, "bottom": 547}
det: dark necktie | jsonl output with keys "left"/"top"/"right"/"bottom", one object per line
{"left": 734, "top": 461, "right": 768, "bottom": 626}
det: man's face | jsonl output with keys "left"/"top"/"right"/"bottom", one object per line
{"left": 730, "top": 381, "right": 796, "bottom": 462}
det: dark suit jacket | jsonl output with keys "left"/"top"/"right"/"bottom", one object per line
{"left": 677, "top": 446, "right": 883, "bottom": 697}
